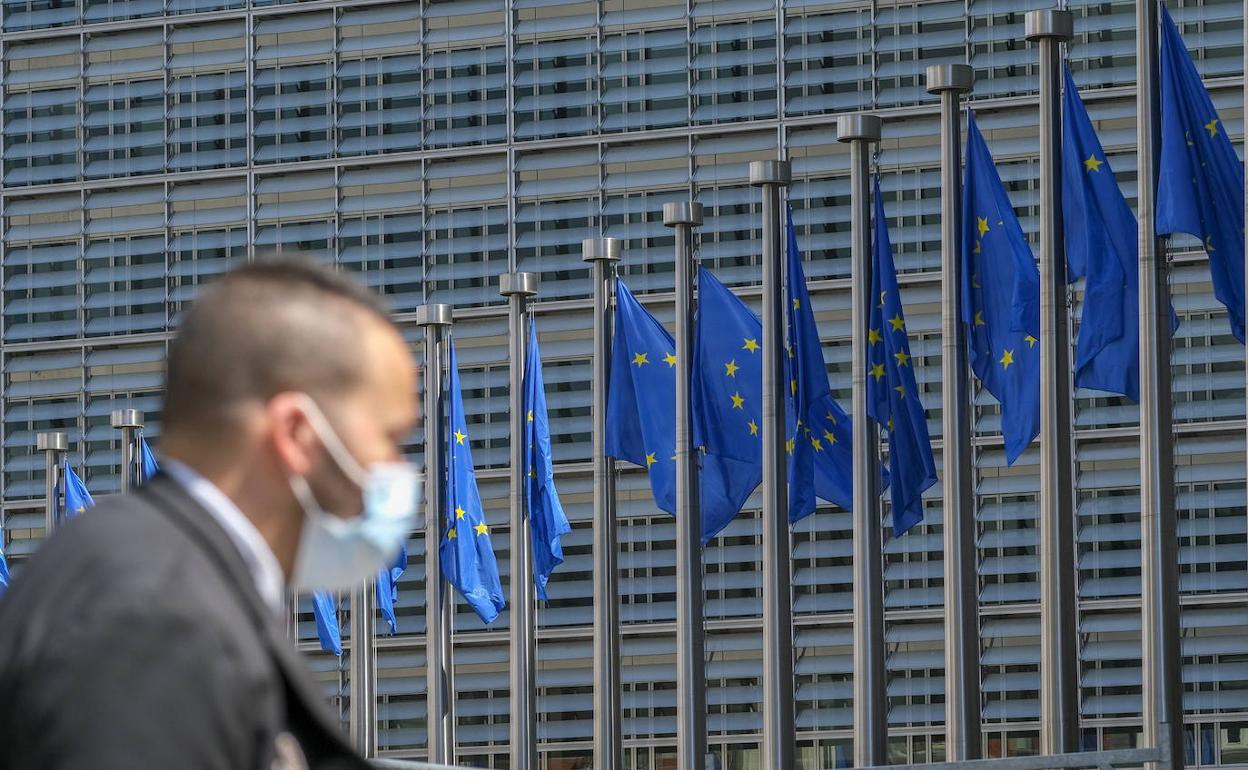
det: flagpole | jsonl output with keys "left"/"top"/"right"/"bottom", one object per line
{"left": 582, "top": 236, "right": 623, "bottom": 770}
{"left": 663, "top": 200, "right": 707, "bottom": 770}
{"left": 1024, "top": 10, "right": 1080, "bottom": 757}
{"left": 501, "top": 271, "right": 539, "bottom": 770}
{"left": 1136, "top": 2, "right": 1184, "bottom": 768}
{"left": 923, "top": 62, "right": 981, "bottom": 763}
{"left": 748, "top": 159, "right": 796, "bottom": 770}
{"left": 349, "top": 580, "right": 377, "bottom": 755}
{"left": 36, "top": 431, "right": 68, "bottom": 535}
{"left": 837, "top": 113, "right": 887, "bottom": 769}
{"left": 417, "top": 302, "right": 456, "bottom": 765}
{"left": 110, "top": 409, "right": 143, "bottom": 494}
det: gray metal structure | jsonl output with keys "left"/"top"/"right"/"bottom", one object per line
{"left": 350, "top": 581, "right": 378, "bottom": 756}
{"left": 500, "top": 271, "right": 538, "bottom": 770}
{"left": 925, "top": 62, "right": 981, "bottom": 763}
{"left": 1024, "top": 9, "right": 1080, "bottom": 757}
{"left": 663, "top": 200, "right": 707, "bottom": 770}
{"left": 109, "top": 408, "right": 144, "bottom": 494}
{"left": 581, "top": 236, "right": 623, "bottom": 770}
{"left": 837, "top": 113, "right": 887, "bottom": 769}
{"left": 749, "top": 158, "right": 795, "bottom": 770}
{"left": 1135, "top": 4, "right": 1185, "bottom": 770}
{"left": 35, "top": 432, "right": 68, "bottom": 534}
{"left": 416, "top": 302, "right": 456, "bottom": 767}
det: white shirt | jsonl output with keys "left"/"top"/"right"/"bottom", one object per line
{"left": 161, "top": 459, "right": 286, "bottom": 618}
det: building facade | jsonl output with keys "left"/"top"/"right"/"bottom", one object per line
{"left": 1, "top": 0, "right": 1246, "bottom": 767}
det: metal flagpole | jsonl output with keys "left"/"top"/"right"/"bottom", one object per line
{"left": 837, "top": 113, "right": 887, "bottom": 768}
{"left": 1136, "top": 2, "right": 1183, "bottom": 768}
{"left": 36, "top": 431, "right": 68, "bottom": 535}
{"left": 664, "top": 200, "right": 707, "bottom": 770}
{"left": 349, "top": 581, "right": 377, "bottom": 755}
{"left": 924, "top": 62, "right": 981, "bottom": 762}
{"left": 582, "top": 237, "right": 623, "bottom": 770}
{"left": 1025, "top": 10, "right": 1080, "bottom": 757}
{"left": 417, "top": 302, "right": 456, "bottom": 765}
{"left": 749, "top": 159, "right": 796, "bottom": 770}
{"left": 110, "top": 409, "right": 144, "bottom": 494}
{"left": 501, "top": 271, "right": 539, "bottom": 770}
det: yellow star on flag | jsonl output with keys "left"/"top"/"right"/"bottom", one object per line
{"left": 785, "top": 437, "right": 795, "bottom": 455}
{"left": 455, "top": 505, "right": 466, "bottom": 519}
{"left": 877, "top": 291, "right": 887, "bottom": 308}
{"left": 454, "top": 430, "right": 467, "bottom": 444}
{"left": 731, "top": 392, "right": 745, "bottom": 410}
{"left": 448, "top": 528, "right": 458, "bottom": 539}
{"left": 792, "top": 297, "right": 800, "bottom": 310}
{"left": 868, "top": 328, "right": 882, "bottom": 345}
{"left": 974, "top": 310, "right": 986, "bottom": 327}
{"left": 811, "top": 437, "right": 823, "bottom": 452}
{"left": 887, "top": 417, "right": 895, "bottom": 432}
{"left": 790, "top": 379, "right": 797, "bottom": 396}
{"left": 869, "top": 363, "right": 885, "bottom": 381}
{"left": 724, "top": 360, "right": 739, "bottom": 377}
{"left": 826, "top": 411, "right": 837, "bottom": 425}
{"left": 824, "top": 430, "right": 837, "bottom": 445}
{"left": 1000, "top": 349, "right": 1015, "bottom": 369}
{"left": 748, "top": 419, "right": 759, "bottom": 436}
{"left": 632, "top": 352, "right": 649, "bottom": 366}
{"left": 1205, "top": 236, "right": 1215, "bottom": 252}
{"left": 475, "top": 522, "right": 489, "bottom": 536}
{"left": 1205, "top": 118, "right": 1219, "bottom": 138}
{"left": 894, "top": 384, "right": 906, "bottom": 399}
{"left": 1083, "top": 154, "right": 1104, "bottom": 173}
{"left": 645, "top": 452, "right": 657, "bottom": 467}
{"left": 743, "top": 338, "right": 759, "bottom": 353}
{"left": 894, "top": 350, "right": 910, "bottom": 367}
{"left": 663, "top": 352, "right": 677, "bottom": 367}
{"left": 527, "top": 410, "right": 534, "bottom": 422}
{"left": 973, "top": 240, "right": 982, "bottom": 255}
{"left": 1024, "top": 335, "right": 1037, "bottom": 349}
{"left": 888, "top": 314, "right": 905, "bottom": 332}
{"left": 977, "top": 217, "right": 990, "bottom": 238}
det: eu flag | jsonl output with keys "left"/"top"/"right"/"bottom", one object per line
{"left": 0, "top": 542, "right": 10, "bottom": 597}
{"left": 867, "top": 177, "right": 937, "bottom": 536}
{"left": 1157, "top": 5, "right": 1245, "bottom": 342}
{"left": 311, "top": 591, "right": 343, "bottom": 656}
{"left": 1061, "top": 65, "right": 1142, "bottom": 401}
{"left": 691, "top": 266, "right": 764, "bottom": 540}
{"left": 377, "top": 544, "right": 407, "bottom": 635}
{"left": 523, "top": 319, "right": 572, "bottom": 600}
{"left": 963, "top": 112, "right": 1041, "bottom": 464}
{"left": 64, "top": 461, "right": 95, "bottom": 519}
{"left": 786, "top": 211, "right": 856, "bottom": 519}
{"left": 140, "top": 437, "right": 160, "bottom": 483}
{"left": 442, "top": 340, "right": 506, "bottom": 624}
{"left": 605, "top": 280, "right": 758, "bottom": 543}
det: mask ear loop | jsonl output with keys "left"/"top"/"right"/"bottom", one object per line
{"left": 295, "top": 394, "right": 369, "bottom": 489}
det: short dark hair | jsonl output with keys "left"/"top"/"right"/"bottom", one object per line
{"left": 163, "top": 256, "right": 396, "bottom": 436}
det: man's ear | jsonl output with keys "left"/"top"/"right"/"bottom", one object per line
{"left": 266, "top": 392, "right": 318, "bottom": 478}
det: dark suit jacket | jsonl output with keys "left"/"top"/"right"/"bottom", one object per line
{"left": 0, "top": 474, "right": 371, "bottom": 770}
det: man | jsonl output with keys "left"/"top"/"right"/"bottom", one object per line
{"left": 0, "top": 259, "right": 420, "bottom": 769}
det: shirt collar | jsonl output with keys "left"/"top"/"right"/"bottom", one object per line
{"left": 160, "top": 459, "right": 286, "bottom": 618}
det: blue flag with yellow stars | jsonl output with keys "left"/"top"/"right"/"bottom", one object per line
{"left": 786, "top": 211, "right": 857, "bottom": 519}
{"left": 140, "top": 437, "right": 160, "bottom": 483}
{"left": 442, "top": 340, "right": 506, "bottom": 624}
{"left": 867, "top": 177, "right": 937, "bottom": 536}
{"left": 523, "top": 318, "right": 573, "bottom": 600}
{"left": 1061, "top": 65, "right": 1141, "bottom": 401}
{"left": 691, "top": 267, "right": 765, "bottom": 540}
{"left": 962, "top": 112, "right": 1041, "bottom": 464}
{"left": 64, "top": 460, "right": 95, "bottom": 519}
{"left": 377, "top": 544, "right": 407, "bottom": 635}
{"left": 605, "top": 280, "right": 759, "bottom": 543}
{"left": 1157, "top": 5, "right": 1245, "bottom": 343}
{"left": 311, "top": 591, "right": 342, "bottom": 656}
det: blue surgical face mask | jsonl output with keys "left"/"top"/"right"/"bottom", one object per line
{"left": 288, "top": 396, "right": 422, "bottom": 592}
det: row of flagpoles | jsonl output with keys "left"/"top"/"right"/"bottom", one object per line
{"left": 388, "top": 5, "right": 1236, "bottom": 770}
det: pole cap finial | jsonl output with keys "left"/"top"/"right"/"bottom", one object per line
{"left": 36, "top": 432, "right": 69, "bottom": 452}
{"left": 581, "top": 237, "right": 622, "bottom": 264}
{"left": 499, "top": 272, "right": 539, "bottom": 298}
{"left": 110, "top": 408, "right": 144, "bottom": 430}
{"left": 748, "top": 160, "right": 792, "bottom": 187}
{"left": 663, "top": 201, "right": 704, "bottom": 228}
{"left": 1024, "top": 9, "right": 1074, "bottom": 41}
{"left": 414, "top": 303, "right": 454, "bottom": 328}
{"left": 924, "top": 63, "right": 974, "bottom": 95}
{"left": 836, "top": 114, "right": 883, "bottom": 144}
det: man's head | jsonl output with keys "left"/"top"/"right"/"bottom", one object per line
{"left": 161, "top": 257, "right": 419, "bottom": 579}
